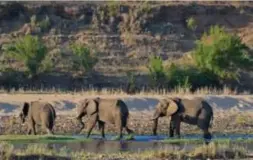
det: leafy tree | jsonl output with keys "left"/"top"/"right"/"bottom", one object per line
{"left": 3, "top": 35, "right": 47, "bottom": 78}
{"left": 193, "top": 25, "right": 252, "bottom": 80}
{"left": 70, "top": 43, "right": 98, "bottom": 75}
{"left": 147, "top": 55, "right": 167, "bottom": 87}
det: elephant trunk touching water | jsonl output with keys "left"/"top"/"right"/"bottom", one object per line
{"left": 76, "top": 97, "right": 134, "bottom": 139}
{"left": 152, "top": 97, "right": 213, "bottom": 143}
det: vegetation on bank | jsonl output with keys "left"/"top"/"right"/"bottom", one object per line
{"left": 1, "top": 25, "right": 251, "bottom": 94}
{"left": 148, "top": 25, "right": 253, "bottom": 92}
{"left": 0, "top": 142, "right": 250, "bottom": 160}
{"left": 0, "top": 2, "right": 252, "bottom": 94}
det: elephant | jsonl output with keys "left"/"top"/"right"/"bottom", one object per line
{"left": 19, "top": 101, "right": 56, "bottom": 135}
{"left": 152, "top": 97, "right": 213, "bottom": 143}
{"left": 76, "top": 97, "right": 134, "bottom": 139}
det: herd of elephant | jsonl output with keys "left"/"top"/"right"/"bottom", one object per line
{"left": 18, "top": 97, "right": 213, "bottom": 143}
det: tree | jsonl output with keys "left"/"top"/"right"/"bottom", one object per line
{"left": 193, "top": 25, "right": 252, "bottom": 80}
{"left": 147, "top": 55, "right": 167, "bottom": 87}
{"left": 70, "top": 43, "right": 98, "bottom": 75}
{"left": 3, "top": 35, "right": 47, "bottom": 78}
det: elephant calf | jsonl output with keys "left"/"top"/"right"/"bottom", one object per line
{"left": 152, "top": 97, "right": 213, "bottom": 143}
{"left": 76, "top": 97, "right": 133, "bottom": 139}
{"left": 19, "top": 101, "right": 56, "bottom": 135}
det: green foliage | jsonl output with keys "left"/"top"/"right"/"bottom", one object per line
{"left": 30, "top": 15, "right": 37, "bottom": 27}
{"left": 70, "top": 43, "right": 98, "bottom": 74}
{"left": 186, "top": 17, "right": 197, "bottom": 31}
{"left": 166, "top": 64, "right": 220, "bottom": 91}
{"left": 3, "top": 35, "right": 47, "bottom": 77}
{"left": 38, "top": 15, "right": 51, "bottom": 32}
{"left": 139, "top": 1, "right": 152, "bottom": 14}
{"left": 147, "top": 55, "right": 167, "bottom": 87}
{"left": 193, "top": 25, "right": 252, "bottom": 80}
{"left": 30, "top": 15, "right": 51, "bottom": 32}
{"left": 107, "top": 1, "right": 120, "bottom": 17}
{"left": 126, "top": 71, "right": 136, "bottom": 93}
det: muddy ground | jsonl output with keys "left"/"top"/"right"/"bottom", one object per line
{"left": 0, "top": 111, "right": 253, "bottom": 136}
{"left": 0, "top": 94, "right": 253, "bottom": 135}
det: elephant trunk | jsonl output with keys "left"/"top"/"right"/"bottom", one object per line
{"left": 152, "top": 118, "right": 158, "bottom": 136}
{"left": 151, "top": 109, "right": 160, "bottom": 120}
{"left": 76, "top": 112, "right": 85, "bottom": 133}
{"left": 152, "top": 109, "right": 161, "bottom": 136}
{"left": 76, "top": 117, "right": 85, "bottom": 132}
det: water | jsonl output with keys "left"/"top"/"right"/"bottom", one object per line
{"left": 10, "top": 134, "right": 253, "bottom": 153}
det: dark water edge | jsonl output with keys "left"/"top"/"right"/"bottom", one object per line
{"left": 7, "top": 134, "right": 253, "bottom": 153}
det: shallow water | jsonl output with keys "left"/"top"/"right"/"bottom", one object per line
{"left": 10, "top": 134, "right": 253, "bottom": 153}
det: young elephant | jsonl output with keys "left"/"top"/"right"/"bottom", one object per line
{"left": 152, "top": 97, "right": 213, "bottom": 143}
{"left": 19, "top": 101, "right": 56, "bottom": 135}
{"left": 76, "top": 98, "right": 133, "bottom": 139}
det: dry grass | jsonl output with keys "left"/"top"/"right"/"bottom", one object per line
{"left": 0, "top": 85, "right": 249, "bottom": 96}
{"left": 0, "top": 142, "right": 248, "bottom": 160}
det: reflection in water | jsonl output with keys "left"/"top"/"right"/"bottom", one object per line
{"left": 14, "top": 140, "right": 194, "bottom": 153}
{"left": 11, "top": 134, "right": 253, "bottom": 153}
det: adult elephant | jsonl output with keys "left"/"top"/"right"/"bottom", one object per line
{"left": 152, "top": 97, "right": 213, "bottom": 143}
{"left": 76, "top": 97, "right": 134, "bottom": 139}
{"left": 19, "top": 101, "right": 56, "bottom": 135}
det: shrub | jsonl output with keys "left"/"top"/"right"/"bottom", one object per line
{"left": 70, "top": 43, "right": 98, "bottom": 75}
{"left": 38, "top": 15, "right": 51, "bottom": 32}
{"left": 186, "top": 17, "right": 197, "bottom": 31}
{"left": 166, "top": 64, "right": 221, "bottom": 91}
{"left": 126, "top": 71, "right": 136, "bottom": 94}
{"left": 107, "top": 1, "right": 120, "bottom": 17}
{"left": 3, "top": 35, "right": 47, "bottom": 78}
{"left": 193, "top": 25, "right": 252, "bottom": 80}
{"left": 30, "top": 15, "right": 37, "bottom": 28}
{"left": 147, "top": 55, "right": 167, "bottom": 87}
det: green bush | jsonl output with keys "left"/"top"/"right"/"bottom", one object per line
{"left": 3, "top": 35, "right": 47, "bottom": 78}
{"left": 186, "top": 17, "right": 197, "bottom": 31}
{"left": 166, "top": 64, "right": 221, "bottom": 91}
{"left": 70, "top": 43, "right": 98, "bottom": 75}
{"left": 193, "top": 25, "right": 252, "bottom": 80}
{"left": 38, "top": 15, "right": 51, "bottom": 32}
{"left": 147, "top": 55, "right": 167, "bottom": 87}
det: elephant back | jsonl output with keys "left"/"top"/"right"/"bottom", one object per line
{"left": 179, "top": 98, "right": 204, "bottom": 117}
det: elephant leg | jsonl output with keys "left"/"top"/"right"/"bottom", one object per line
{"left": 45, "top": 128, "right": 53, "bottom": 135}
{"left": 27, "top": 128, "right": 32, "bottom": 135}
{"left": 175, "top": 121, "right": 181, "bottom": 138}
{"left": 125, "top": 127, "right": 134, "bottom": 135}
{"left": 86, "top": 116, "right": 98, "bottom": 138}
{"left": 203, "top": 129, "right": 212, "bottom": 145}
{"left": 118, "top": 126, "right": 123, "bottom": 139}
{"left": 98, "top": 121, "right": 105, "bottom": 138}
{"left": 42, "top": 121, "right": 54, "bottom": 135}
{"left": 169, "top": 120, "right": 175, "bottom": 138}
{"left": 28, "top": 120, "right": 36, "bottom": 135}
{"left": 198, "top": 119, "right": 212, "bottom": 144}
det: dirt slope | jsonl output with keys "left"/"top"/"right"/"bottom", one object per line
{"left": 0, "top": 1, "right": 253, "bottom": 90}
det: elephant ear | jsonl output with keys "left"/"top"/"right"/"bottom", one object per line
{"left": 166, "top": 99, "right": 178, "bottom": 116}
{"left": 87, "top": 99, "right": 98, "bottom": 115}
{"left": 22, "top": 102, "right": 30, "bottom": 116}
